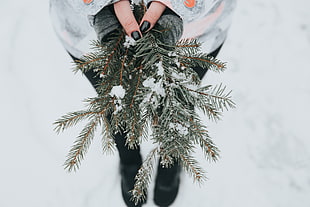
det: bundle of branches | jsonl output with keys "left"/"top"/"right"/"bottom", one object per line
{"left": 54, "top": 3, "right": 235, "bottom": 203}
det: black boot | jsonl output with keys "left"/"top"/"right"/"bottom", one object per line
{"left": 154, "top": 163, "right": 181, "bottom": 207}
{"left": 120, "top": 161, "right": 146, "bottom": 207}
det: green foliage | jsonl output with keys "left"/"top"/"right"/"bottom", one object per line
{"left": 54, "top": 3, "right": 235, "bottom": 203}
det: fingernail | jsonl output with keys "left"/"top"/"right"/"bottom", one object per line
{"left": 140, "top": 21, "right": 150, "bottom": 33}
{"left": 131, "top": 31, "right": 141, "bottom": 41}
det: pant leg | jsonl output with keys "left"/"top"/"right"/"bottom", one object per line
{"left": 68, "top": 53, "right": 142, "bottom": 165}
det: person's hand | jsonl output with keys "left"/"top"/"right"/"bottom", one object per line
{"left": 93, "top": 0, "right": 183, "bottom": 44}
{"left": 114, "top": 0, "right": 167, "bottom": 40}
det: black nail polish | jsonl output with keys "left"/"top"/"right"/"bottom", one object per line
{"left": 131, "top": 31, "right": 141, "bottom": 41}
{"left": 140, "top": 21, "right": 150, "bottom": 33}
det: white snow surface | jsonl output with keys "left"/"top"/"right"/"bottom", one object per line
{"left": 1, "top": 0, "right": 310, "bottom": 207}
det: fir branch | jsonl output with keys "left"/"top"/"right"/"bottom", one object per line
{"left": 185, "top": 84, "right": 235, "bottom": 111}
{"left": 130, "top": 66, "right": 143, "bottom": 108}
{"left": 101, "top": 114, "right": 116, "bottom": 155}
{"left": 101, "top": 33, "right": 124, "bottom": 73}
{"left": 179, "top": 54, "right": 226, "bottom": 72}
{"left": 199, "top": 135, "right": 220, "bottom": 162}
{"left": 131, "top": 147, "right": 158, "bottom": 204}
{"left": 64, "top": 116, "right": 101, "bottom": 171}
{"left": 127, "top": 111, "right": 140, "bottom": 149}
{"left": 176, "top": 39, "right": 201, "bottom": 50}
{"left": 179, "top": 154, "right": 206, "bottom": 182}
{"left": 54, "top": 110, "right": 97, "bottom": 134}
{"left": 119, "top": 48, "right": 129, "bottom": 86}
{"left": 75, "top": 56, "right": 106, "bottom": 71}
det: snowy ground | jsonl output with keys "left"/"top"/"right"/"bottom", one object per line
{"left": 1, "top": 0, "right": 310, "bottom": 207}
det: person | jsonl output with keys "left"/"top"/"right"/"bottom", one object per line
{"left": 49, "top": 0, "right": 236, "bottom": 206}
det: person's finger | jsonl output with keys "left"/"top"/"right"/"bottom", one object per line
{"left": 139, "top": 1, "right": 166, "bottom": 33}
{"left": 114, "top": 0, "right": 141, "bottom": 40}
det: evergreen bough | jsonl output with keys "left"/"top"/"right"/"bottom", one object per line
{"left": 54, "top": 3, "right": 235, "bottom": 203}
